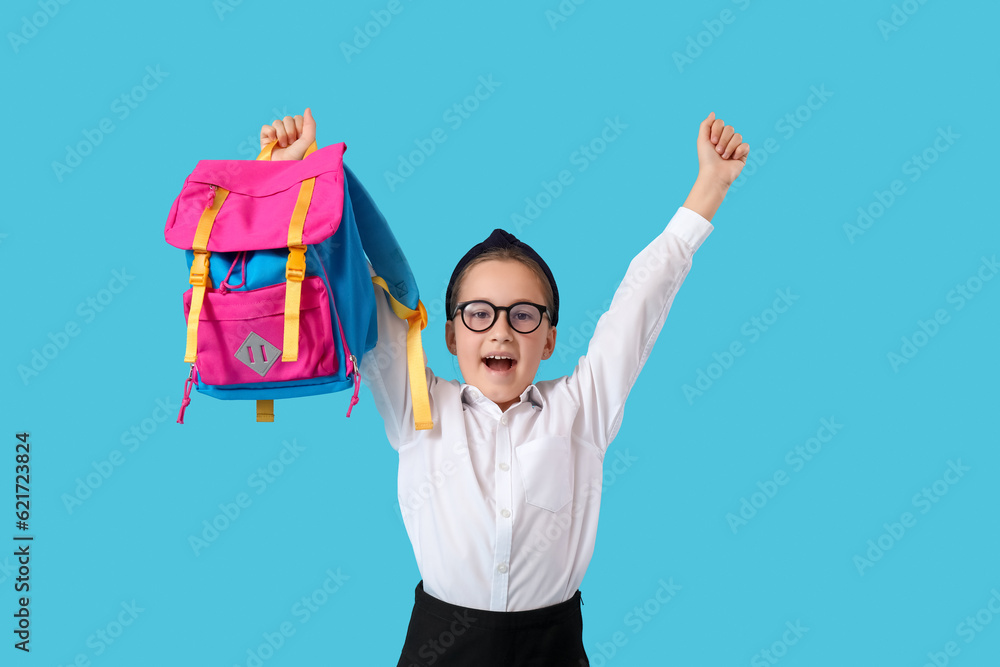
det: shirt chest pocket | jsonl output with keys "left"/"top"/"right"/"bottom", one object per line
{"left": 515, "top": 435, "right": 572, "bottom": 512}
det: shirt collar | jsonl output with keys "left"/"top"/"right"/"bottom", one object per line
{"left": 460, "top": 383, "right": 545, "bottom": 411}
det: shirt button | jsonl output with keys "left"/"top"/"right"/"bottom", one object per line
{"left": 501, "top": 509, "right": 511, "bottom": 518}
{"left": 500, "top": 416, "right": 507, "bottom": 425}
{"left": 499, "top": 462, "right": 509, "bottom": 471}
{"left": 497, "top": 563, "right": 508, "bottom": 574}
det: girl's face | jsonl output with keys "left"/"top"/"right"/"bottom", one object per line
{"left": 445, "top": 259, "right": 557, "bottom": 412}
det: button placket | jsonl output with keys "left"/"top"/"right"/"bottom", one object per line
{"left": 490, "top": 411, "right": 514, "bottom": 611}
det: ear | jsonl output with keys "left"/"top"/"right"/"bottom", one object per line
{"left": 445, "top": 319, "right": 457, "bottom": 356}
{"left": 540, "top": 325, "right": 556, "bottom": 360}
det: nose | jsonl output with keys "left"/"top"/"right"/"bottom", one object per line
{"left": 490, "top": 310, "right": 514, "bottom": 340}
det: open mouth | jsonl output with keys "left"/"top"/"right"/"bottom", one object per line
{"left": 483, "top": 355, "right": 517, "bottom": 373}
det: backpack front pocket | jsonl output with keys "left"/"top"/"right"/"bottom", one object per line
{"left": 182, "top": 276, "right": 337, "bottom": 386}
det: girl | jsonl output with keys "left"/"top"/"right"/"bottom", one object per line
{"left": 261, "top": 108, "right": 748, "bottom": 666}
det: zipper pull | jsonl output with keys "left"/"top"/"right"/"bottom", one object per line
{"left": 207, "top": 184, "right": 217, "bottom": 208}
{"left": 345, "top": 354, "right": 361, "bottom": 417}
{"left": 177, "top": 363, "right": 198, "bottom": 424}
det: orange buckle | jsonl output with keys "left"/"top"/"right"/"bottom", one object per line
{"left": 286, "top": 244, "right": 307, "bottom": 282}
{"left": 189, "top": 250, "right": 211, "bottom": 286}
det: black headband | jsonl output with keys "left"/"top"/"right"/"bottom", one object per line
{"left": 446, "top": 228, "right": 559, "bottom": 327}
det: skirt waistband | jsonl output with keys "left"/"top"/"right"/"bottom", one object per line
{"left": 412, "top": 581, "right": 582, "bottom": 631}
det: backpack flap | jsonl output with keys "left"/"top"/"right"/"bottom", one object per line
{"left": 164, "top": 142, "right": 346, "bottom": 252}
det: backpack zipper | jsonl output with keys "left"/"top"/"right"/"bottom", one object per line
{"left": 316, "top": 251, "right": 362, "bottom": 418}
{"left": 176, "top": 363, "right": 199, "bottom": 424}
{"left": 346, "top": 353, "right": 361, "bottom": 417}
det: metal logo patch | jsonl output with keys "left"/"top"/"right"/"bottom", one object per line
{"left": 234, "top": 332, "right": 281, "bottom": 377}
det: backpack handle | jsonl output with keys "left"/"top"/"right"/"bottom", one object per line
{"left": 256, "top": 139, "right": 318, "bottom": 162}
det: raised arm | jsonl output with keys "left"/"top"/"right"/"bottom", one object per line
{"left": 564, "top": 112, "right": 748, "bottom": 453}
{"left": 259, "top": 108, "right": 428, "bottom": 448}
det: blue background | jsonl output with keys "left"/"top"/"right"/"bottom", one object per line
{"left": 3, "top": 0, "right": 998, "bottom": 665}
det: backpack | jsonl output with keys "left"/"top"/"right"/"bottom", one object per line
{"left": 163, "top": 139, "right": 433, "bottom": 429}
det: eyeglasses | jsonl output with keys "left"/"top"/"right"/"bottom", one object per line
{"left": 453, "top": 300, "right": 550, "bottom": 334}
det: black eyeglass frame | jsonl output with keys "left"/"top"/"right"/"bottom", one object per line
{"left": 453, "top": 300, "right": 551, "bottom": 334}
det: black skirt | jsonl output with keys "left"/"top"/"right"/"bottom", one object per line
{"left": 395, "top": 581, "right": 590, "bottom": 667}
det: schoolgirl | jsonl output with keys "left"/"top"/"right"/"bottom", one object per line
{"left": 260, "top": 108, "right": 748, "bottom": 666}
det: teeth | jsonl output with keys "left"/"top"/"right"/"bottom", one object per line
{"left": 485, "top": 355, "right": 513, "bottom": 360}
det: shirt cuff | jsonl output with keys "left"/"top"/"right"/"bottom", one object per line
{"left": 667, "top": 206, "right": 714, "bottom": 253}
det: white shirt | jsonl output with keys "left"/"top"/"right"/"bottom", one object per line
{"left": 360, "top": 206, "right": 713, "bottom": 611}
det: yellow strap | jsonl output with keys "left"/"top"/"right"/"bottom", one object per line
{"left": 282, "top": 243, "right": 306, "bottom": 362}
{"left": 371, "top": 276, "right": 433, "bottom": 431}
{"left": 280, "top": 175, "right": 314, "bottom": 361}
{"left": 183, "top": 187, "right": 230, "bottom": 363}
{"left": 256, "top": 399, "right": 274, "bottom": 422}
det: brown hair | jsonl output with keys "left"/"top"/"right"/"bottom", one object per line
{"left": 450, "top": 247, "right": 555, "bottom": 327}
